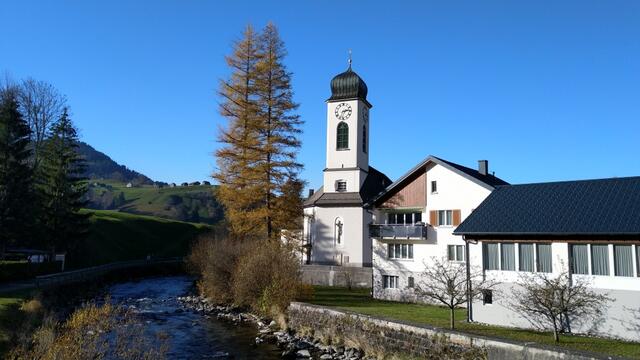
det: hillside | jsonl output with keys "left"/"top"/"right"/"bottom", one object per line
{"left": 77, "top": 141, "right": 153, "bottom": 185}
{"left": 68, "top": 210, "right": 212, "bottom": 269}
{"left": 84, "top": 180, "right": 224, "bottom": 224}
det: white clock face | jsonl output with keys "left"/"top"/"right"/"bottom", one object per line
{"left": 335, "top": 103, "right": 352, "bottom": 120}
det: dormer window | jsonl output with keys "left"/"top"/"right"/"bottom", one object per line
{"left": 336, "top": 181, "right": 347, "bottom": 192}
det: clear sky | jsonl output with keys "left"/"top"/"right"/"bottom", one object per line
{"left": 2, "top": 1, "right": 639, "bottom": 190}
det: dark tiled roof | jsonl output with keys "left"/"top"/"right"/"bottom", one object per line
{"left": 454, "top": 176, "right": 640, "bottom": 236}
{"left": 303, "top": 166, "right": 391, "bottom": 208}
{"left": 433, "top": 157, "right": 509, "bottom": 188}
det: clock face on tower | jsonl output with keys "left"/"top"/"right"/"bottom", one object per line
{"left": 335, "top": 103, "right": 352, "bottom": 120}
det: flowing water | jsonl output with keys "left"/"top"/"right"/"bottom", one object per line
{"left": 106, "top": 275, "right": 282, "bottom": 359}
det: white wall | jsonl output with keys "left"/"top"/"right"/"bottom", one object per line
{"left": 471, "top": 241, "right": 640, "bottom": 342}
{"left": 306, "top": 205, "right": 372, "bottom": 267}
{"left": 373, "top": 162, "right": 492, "bottom": 300}
{"left": 325, "top": 99, "right": 369, "bottom": 178}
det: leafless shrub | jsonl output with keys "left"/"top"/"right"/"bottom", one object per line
{"left": 510, "top": 271, "right": 611, "bottom": 342}
{"left": 187, "top": 234, "right": 250, "bottom": 304}
{"left": 232, "top": 240, "right": 302, "bottom": 319}
{"left": 416, "top": 256, "right": 497, "bottom": 330}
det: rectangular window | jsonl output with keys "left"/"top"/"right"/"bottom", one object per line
{"left": 407, "top": 276, "right": 415, "bottom": 288}
{"left": 431, "top": 181, "right": 437, "bottom": 193}
{"left": 519, "top": 243, "right": 534, "bottom": 272}
{"left": 482, "top": 290, "right": 493, "bottom": 304}
{"left": 614, "top": 245, "right": 633, "bottom": 277}
{"left": 414, "top": 212, "right": 422, "bottom": 224}
{"left": 456, "top": 245, "right": 465, "bottom": 261}
{"left": 570, "top": 244, "right": 589, "bottom": 275}
{"left": 500, "top": 243, "right": 515, "bottom": 271}
{"left": 536, "top": 244, "right": 552, "bottom": 273}
{"left": 482, "top": 243, "right": 500, "bottom": 270}
{"left": 383, "top": 275, "right": 399, "bottom": 289}
{"left": 437, "top": 210, "right": 453, "bottom": 226}
{"left": 448, "top": 245, "right": 465, "bottom": 262}
{"left": 336, "top": 181, "right": 347, "bottom": 192}
{"left": 591, "top": 244, "right": 610, "bottom": 276}
{"left": 388, "top": 244, "right": 413, "bottom": 260}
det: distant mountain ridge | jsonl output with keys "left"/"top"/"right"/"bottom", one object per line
{"left": 77, "top": 141, "right": 154, "bottom": 185}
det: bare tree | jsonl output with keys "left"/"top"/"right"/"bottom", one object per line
{"left": 417, "top": 256, "right": 497, "bottom": 330}
{"left": 18, "top": 78, "right": 67, "bottom": 167}
{"left": 510, "top": 271, "right": 611, "bottom": 342}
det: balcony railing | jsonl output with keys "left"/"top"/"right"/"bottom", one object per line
{"left": 369, "top": 224, "right": 428, "bottom": 239}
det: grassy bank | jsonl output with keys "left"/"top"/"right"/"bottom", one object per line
{"left": 0, "top": 290, "right": 32, "bottom": 356}
{"left": 68, "top": 210, "right": 210, "bottom": 269}
{"left": 308, "top": 287, "right": 640, "bottom": 359}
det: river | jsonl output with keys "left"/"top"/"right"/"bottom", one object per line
{"left": 106, "top": 275, "right": 282, "bottom": 359}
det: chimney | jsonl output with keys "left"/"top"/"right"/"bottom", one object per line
{"left": 478, "top": 160, "right": 488, "bottom": 176}
{"left": 308, "top": 189, "right": 315, "bottom": 198}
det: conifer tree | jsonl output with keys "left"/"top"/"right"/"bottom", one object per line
{"left": 0, "top": 89, "right": 34, "bottom": 257}
{"left": 214, "top": 23, "right": 304, "bottom": 240}
{"left": 38, "top": 108, "right": 89, "bottom": 259}
{"left": 254, "top": 23, "right": 304, "bottom": 239}
{"left": 213, "top": 25, "right": 264, "bottom": 238}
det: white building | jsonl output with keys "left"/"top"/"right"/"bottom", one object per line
{"left": 369, "top": 156, "right": 507, "bottom": 301}
{"left": 302, "top": 65, "right": 391, "bottom": 267}
{"left": 455, "top": 177, "right": 640, "bottom": 342}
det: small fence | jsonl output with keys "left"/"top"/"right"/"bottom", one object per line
{"left": 35, "top": 257, "right": 184, "bottom": 288}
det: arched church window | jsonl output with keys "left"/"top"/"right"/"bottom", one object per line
{"left": 336, "top": 122, "right": 349, "bottom": 150}
{"left": 334, "top": 218, "right": 343, "bottom": 245}
{"left": 363, "top": 125, "right": 367, "bottom": 153}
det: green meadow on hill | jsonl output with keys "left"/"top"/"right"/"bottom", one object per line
{"left": 84, "top": 180, "right": 224, "bottom": 224}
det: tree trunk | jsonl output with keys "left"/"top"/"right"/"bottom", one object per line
{"left": 450, "top": 307, "right": 455, "bottom": 330}
{"left": 552, "top": 318, "right": 560, "bottom": 342}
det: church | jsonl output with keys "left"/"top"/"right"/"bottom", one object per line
{"left": 302, "top": 62, "right": 392, "bottom": 267}
{"left": 302, "top": 63, "right": 505, "bottom": 272}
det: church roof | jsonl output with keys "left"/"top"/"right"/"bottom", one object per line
{"left": 327, "top": 66, "right": 370, "bottom": 107}
{"left": 303, "top": 166, "right": 392, "bottom": 208}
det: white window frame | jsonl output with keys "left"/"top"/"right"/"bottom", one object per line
{"left": 437, "top": 210, "right": 453, "bottom": 227}
{"left": 447, "top": 245, "right": 465, "bottom": 262}
{"left": 383, "top": 275, "right": 399, "bottom": 289}
{"left": 388, "top": 243, "right": 414, "bottom": 260}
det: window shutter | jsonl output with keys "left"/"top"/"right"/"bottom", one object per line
{"left": 453, "top": 210, "right": 462, "bottom": 226}
{"left": 429, "top": 210, "right": 437, "bottom": 225}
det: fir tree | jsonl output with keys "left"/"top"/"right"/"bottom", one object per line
{"left": 213, "top": 25, "right": 264, "bottom": 238}
{"left": 255, "top": 23, "right": 304, "bottom": 239}
{"left": 38, "top": 108, "right": 89, "bottom": 259}
{"left": 0, "top": 89, "right": 34, "bottom": 257}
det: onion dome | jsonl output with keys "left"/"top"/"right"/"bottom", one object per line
{"left": 328, "top": 65, "right": 370, "bottom": 106}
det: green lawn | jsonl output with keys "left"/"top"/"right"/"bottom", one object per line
{"left": 308, "top": 287, "right": 640, "bottom": 359}
{"left": 68, "top": 209, "right": 210, "bottom": 269}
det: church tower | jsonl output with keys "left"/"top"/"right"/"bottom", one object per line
{"left": 323, "top": 62, "right": 371, "bottom": 194}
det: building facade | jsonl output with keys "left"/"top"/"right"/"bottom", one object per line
{"left": 455, "top": 177, "right": 640, "bottom": 342}
{"left": 370, "top": 157, "right": 508, "bottom": 300}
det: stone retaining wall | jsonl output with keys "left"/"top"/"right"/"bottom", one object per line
{"left": 300, "top": 265, "right": 372, "bottom": 288}
{"left": 288, "top": 302, "right": 623, "bottom": 360}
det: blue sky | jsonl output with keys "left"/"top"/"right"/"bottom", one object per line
{"left": 2, "top": 1, "right": 639, "bottom": 190}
